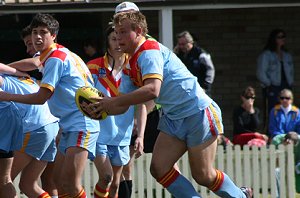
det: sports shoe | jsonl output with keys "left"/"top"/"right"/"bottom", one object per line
{"left": 240, "top": 187, "right": 253, "bottom": 198}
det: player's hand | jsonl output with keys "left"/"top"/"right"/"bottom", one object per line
{"left": 134, "top": 136, "right": 144, "bottom": 159}
{"left": 14, "top": 70, "right": 30, "bottom": 78}
{"left": 89, "top": 95, "right": 129, "bottom": 116}
{"left": 88, "top": 95, "right": 112, "bottom": 119}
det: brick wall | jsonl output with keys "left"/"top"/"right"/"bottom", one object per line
{"left": 172, "top": 7, "right": 300, "bottom": 139}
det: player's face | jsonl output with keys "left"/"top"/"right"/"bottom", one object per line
{"left": 23, "top": 35, "right": 36, "bottom": 57}
{"left": 108, "top": 31, "right": 122, "bottom": 54}
{"left": 177, "top": 37, "right": 190, "bottom": 53}
{"left": 115, "top": 19, "right": 139, "bottom": 54}
{"left": 32, "top": 26, "right": 56, "bottom": 53}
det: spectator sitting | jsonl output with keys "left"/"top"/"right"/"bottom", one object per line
{"left": 232, "top": 86, "right": 268, "bottom": 146}
{"left": 269, "top": 89, "right": 300, "bottom": 141}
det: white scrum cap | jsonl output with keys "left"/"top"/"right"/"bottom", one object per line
{"left": 115, "top": 1, "right": 139, "bottom": 13}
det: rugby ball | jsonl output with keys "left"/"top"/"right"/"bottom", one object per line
{"left": 75, "top": 86, "right": 108, "bottom": 120}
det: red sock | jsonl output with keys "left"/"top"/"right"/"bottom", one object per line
{"left": 58, "top": 193, "right": 70, "bottom": 198}
{"left": 38, "top": 192, "right": 51, "bottom": 198}
{"left": 209, "top": 169, "right": 225, "bottom": 192}
{"left": 94, "top": 183, "right": 109, "bottom": 198}
{"left": 157, "top": 167, "right": 180, "bottom": 188}
{"left": 74, "top": 188, "right": 86, "bottom": 198}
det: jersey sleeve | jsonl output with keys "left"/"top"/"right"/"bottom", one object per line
{"left": 40, "top": 58, "right": 64, "bottom": 92}
{"left": 138, "top": 50, "right": 163, "bottom": 82}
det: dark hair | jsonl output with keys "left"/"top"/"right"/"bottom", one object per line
{"left": 104, "top": 24, "right": 115, "bottom": 51}
{"left": 242, "top": 86, "right": 255, "bottom": 97}
{"left": 30, "top": 13, "right": 59, "bottom": 36}
{"left": 20, "top": 25, "right": 31, "bottom": 39}
{"left": 83, "top": 38, "right": 99, "bottom": 49}
{"left": 263, "top": 28, "right": 287, "bottom": 52}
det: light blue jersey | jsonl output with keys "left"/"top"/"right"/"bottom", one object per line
{"left": 121, "top": 40, "right": 212, "bottom": 120}
{"left": 39, "top": 43, "right": 100, "bottom": 132}
{"left": 0, "top": 88, "right": 23, "bottom": 152}
{"left": 88, "top": 55, "right": 134, "bottom": 146}
{"left": 1, "top": 75, "right": 58, "bottom": 132}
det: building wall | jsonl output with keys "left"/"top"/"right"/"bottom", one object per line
{"left": 172, "top": 7, "right": 300, "bottom": 138}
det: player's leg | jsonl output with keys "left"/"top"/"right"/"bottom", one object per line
{"left": 41, "top": 162, "right": 58, "bottom": 198}
{"left": 109, "top": 145, "right": 130, "bottom": 197}
{"left": 188, "top": 102, "right": 252, "bottom": 198}
{"left": 19, "top": 158, "right": 48, "bottom": 197}
{"left": 111, "top": 165, "right": 124, "bottom": 197}
{"left": 52, "top": 150, "right": 65, "bottom": 194}
{"left": 150, "top": 132, "right": 201, "bottom": 197}
{"left": 41, "top": 125, "right": 60, "bottom": 198}
{"left": 0, "top": 152, "right": 17, "bottom": 198}
{"left": 11, "top": 150, "right": 32, "bottom": 180}
{"left": 56, "top": 130, "right": 99, "bottom": 197}
{"left": 60, "top": 147, "right": 88, "bottom": 196}
{"left": 94, "top": 154, "right": 113, "bottom": 198}
{"left": 118, "top": 145, "right": 135, "bottom": 198}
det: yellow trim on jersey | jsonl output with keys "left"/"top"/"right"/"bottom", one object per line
{"left": 102, "top": 78, "right": 119, "bottom": 96}
{"left": 83, "top": 131, "right": 90, "bottom": 149}
{"left": 209, "top": 104, "right": 223, "bottom": 134}
{"left": 19, "top": 77, "right": 34, "bottom": 85}
{"left": 71, "top": 53, "right": 93, "bottom": 86}
{"left": 40, "top": 84, "right": 54, "bottom": 92}
{"left": 40, "top": 43, "right": 57, "bottom": 64}
{"left": 142, "top": 74, "right": 163, "bottom": 82}
{"left": 87, "top": 64, "right": 100, "bottom": 70}
{"left": 20, "top": 132, "right": 30, "bottom": 153}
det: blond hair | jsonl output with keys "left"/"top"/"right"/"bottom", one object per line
{"left": 280, "top": 89, "right": 293, "bottom": 100}
{"left": 113, "top": 11, "right": 148, "bottom": 36}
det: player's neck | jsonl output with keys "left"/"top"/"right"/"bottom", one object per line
{"left": 130, "top": 36, "right": 146, "bottom": 56}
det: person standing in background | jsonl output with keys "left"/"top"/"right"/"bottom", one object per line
{"left": 257, "top": 29, "right": 294, "bottom": 129}
{"left": 174, "top": 30, "right": 215, "bottom": 96}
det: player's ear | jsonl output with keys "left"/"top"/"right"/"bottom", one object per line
{"left": 135, "top": 26, "right": 142, "bottom": 36}
{"left": 51, "top": 34, "right": 57, "bottom": 42}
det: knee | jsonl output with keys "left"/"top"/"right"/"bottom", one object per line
{"left": 19, "top": 179, "right": 31, "bottom": 195}
{"left": 101, "top": 173, "right": 113, "bottom": 186}
{"left": 109, "top": 180, "right": 119, "bottom": 192}
{"left": 150, "top": 162, "right": 162, "bottom": 180}
{"left": 53, "top": 175, "right": 61, "bottom": 189}
{"left": 192, "top": 168, "right": 216, "bottom": 187}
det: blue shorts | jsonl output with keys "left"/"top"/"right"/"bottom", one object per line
{"left": 96, "top": 144, "right": 130, "bottom": 166}
{"left": 0, "top": 104, "right": 23, "bottom": 153}
{"left": 58, "top": 130, "right": 99, "bottom": 160}
{"left": 158, "top": 101, "right": 223, "bottom": 148}
{"left": 20, "top": 122, "right": 59, "bottom": 162}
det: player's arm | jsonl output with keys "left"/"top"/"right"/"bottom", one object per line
{"left": 112, "top": 78, "right": 161, "bottom": 109}
{"left": 134, "top": 103, "right": 147, "bottom": 158}
{"left": 0, "top": 63, "right": 29, "bottom": 77}
{"left": 8, "top": 57, "right": 41, "bottom": 71}
{"left": 92, "top": 78, "right": 161, "bottom": 116}
{"left": 0, "top": 87, "right": 52, "bottom": 104}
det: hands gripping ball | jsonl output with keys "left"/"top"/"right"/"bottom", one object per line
{"left": 75, "top": 86, "right": 108, "bottom": 120}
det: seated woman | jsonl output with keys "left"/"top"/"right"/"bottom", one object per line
{"left": 232, "top": 86, "right": 268, "bottom": 146}
{"left": 269, "top": 89, "right": 300, "bottom": 140}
